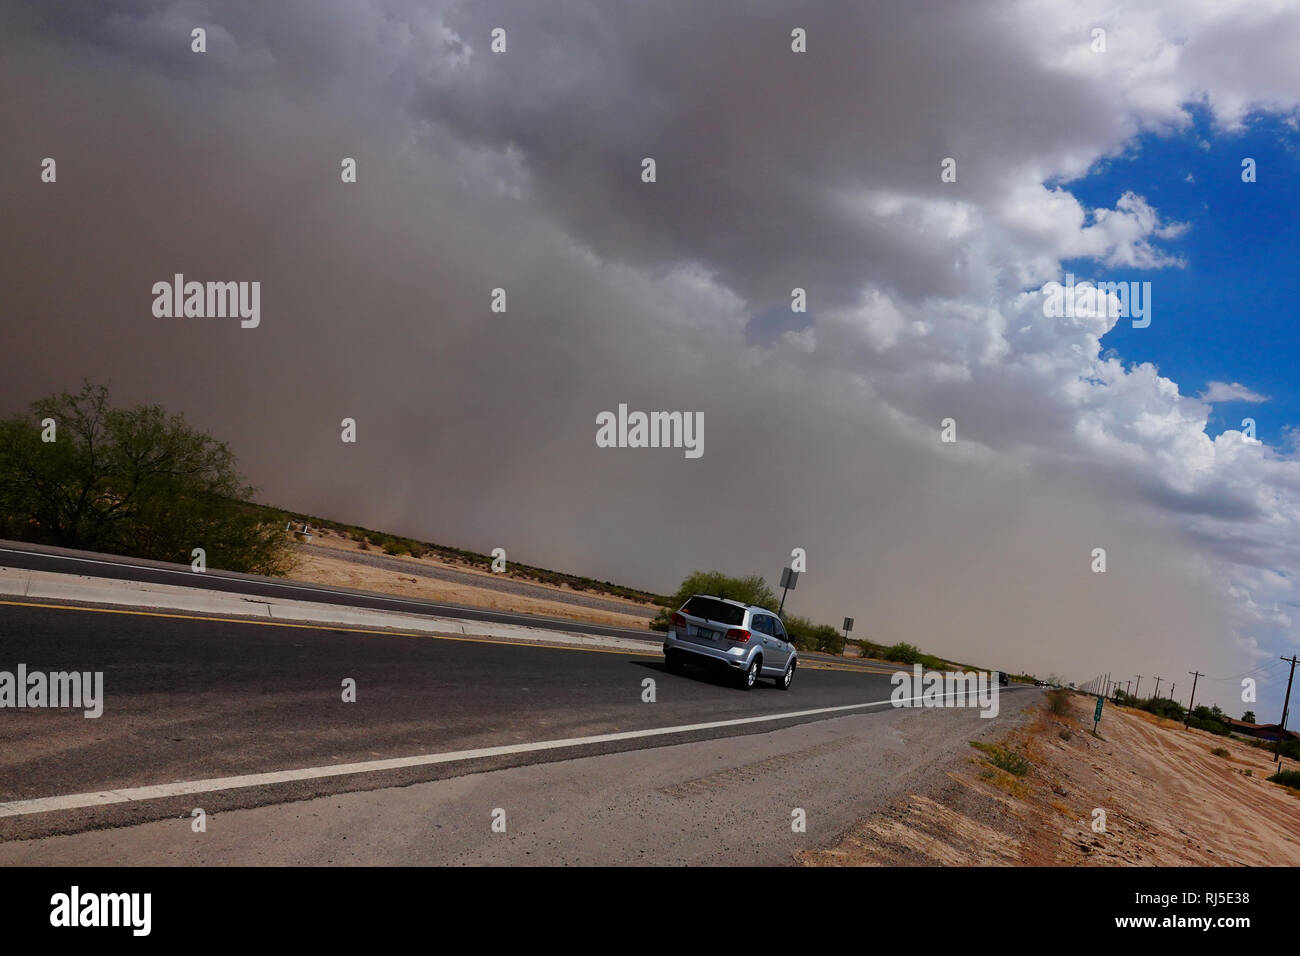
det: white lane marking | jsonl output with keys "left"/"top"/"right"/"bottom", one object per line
{"left": 0, "top": 687, "right": 1029, "bottom": 817}
{"left": 0, "top": 546, "right": 646, "bottom": 636}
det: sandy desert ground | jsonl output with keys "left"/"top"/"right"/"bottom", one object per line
{"left": 287, "top": 529, "right": 659, "bottom": 630}
{"left": 800, "top": 690, "right": 1300, "bottom": 866}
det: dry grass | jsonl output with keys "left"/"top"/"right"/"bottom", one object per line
{"left": 970, "top": 740, "right": 1031, "bottom": 776}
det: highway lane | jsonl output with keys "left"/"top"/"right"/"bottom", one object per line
{"left": 0, "top": 540, "right": 657, "bottom": 641}
{"left": 0, "top": 696, "right": 1038, "bottom": 866}
{"left": 0, "top": 601, "right": 1001, "bottom": 840}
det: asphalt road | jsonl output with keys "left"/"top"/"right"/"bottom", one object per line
{"left": 0, "top": 598, "right": 1027, "bottom": 843}
{"left": 0, "top": 697, "right": 1035, "bottom": 866}
{"left": 0, "top": 540, "right": 656, "bottom": 641}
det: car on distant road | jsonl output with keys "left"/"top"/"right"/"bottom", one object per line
{"left": 997, "top": 671, "right": 1010, "bottom": 686}
{"left": 662, "top": 594, "right": 797, "bottom": 690}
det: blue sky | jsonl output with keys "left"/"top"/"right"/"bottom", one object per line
{"left": 1062, "top": 108, "right": 1300, "bottom": 447}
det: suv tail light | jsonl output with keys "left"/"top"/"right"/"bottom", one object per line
{"left": 670, "top": 613, "right": 686, "bottom": 628}
{"left": 725, "top": 628, "right": 751, "bottom": 643}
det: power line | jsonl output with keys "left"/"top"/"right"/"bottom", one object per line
{"left": 1201, "top": 659, "right": 1288, "bottom": 682}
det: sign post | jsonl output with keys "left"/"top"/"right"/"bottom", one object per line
{"left": 842, "top": 617, "right": 854, "bottom": 657}
{"left": 778, "top": 567, "right": 799, "bottom": 614}
{"left": 1093, "top": 694, "right": 1104, "bottom": 733}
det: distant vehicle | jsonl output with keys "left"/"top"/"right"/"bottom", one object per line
{"left": 997, "top": 671, "right": 1010, "bottom": 686}
{"left": 662, "top": 594, "right": 797, "bottom": 690}
{"left": 1033, "top": 679, "right": 1047, "bottom": 687}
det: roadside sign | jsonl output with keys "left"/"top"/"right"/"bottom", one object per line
{"left": 843, "top": 617, "right": 854, "bottom": 632}
{"left": 1093, "top": 695, "right": 1104, "bottom": 730}
{"left": 780, "top": 567, "right": 799, "bottom": 590}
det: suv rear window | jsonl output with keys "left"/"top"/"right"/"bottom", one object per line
{"left": 681, "top": 597, "right": 746, "bottom": 627}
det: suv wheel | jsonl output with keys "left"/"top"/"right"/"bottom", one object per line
{"left": 665, "top": 651, "right": 683, "bottom": 673}
{"left": 740, "top": 658, "right": 760, "bottom": 690}
{"left": 777, "top": 659, "right": 795, "bottom": 690}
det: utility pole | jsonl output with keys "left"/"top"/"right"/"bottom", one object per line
{"left": 1134, "top": 675, "right": 1142, "bottom": 699}
{"left": 1280, "top": 655, "right": 1299, "bottom": 732}
{"left": 1153, "top": 676, "right": 1163, "bottom": 699}
{"left": 1169, "top": 683, "right": 1176, "bottom": 703}
{"left": 1184, "top": 671, "right": 1202, "bottom": 729}
{"left": 1126, "top": 680, "right": 1132, "bottom": 696}
{"left": 1270, "top": 655, "right": 1298, "bottom": 767}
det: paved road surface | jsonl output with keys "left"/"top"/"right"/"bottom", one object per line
{"left": 0, "top": 597, "right": 1034, "bottom": 861}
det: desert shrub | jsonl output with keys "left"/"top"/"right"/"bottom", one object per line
{"left": 1267, "top": 770, "right": 1300, "bottom": 790}
{"left": 970, "top": 741, "right": 1031, "bottom": 776}
{"left": 1211, "top": 747, "right": 1230, "bottom": 758}
{"left": 884, "top": 642, "right": 922, "bottom": 664}
{"left": 1137, "top": 696, "right": 1186, "bottom": 722}
{"left": 1047, "top": 688, "right": 1071, "bottom": 716}
{"left": 810, "top": 624, "right": 844, "bottom": 655}
{"left": 1186, "top": 715, "right": 1232, "bottom": 736}
{"left": 781, "top": 614, "right": 814, "bottom": 649}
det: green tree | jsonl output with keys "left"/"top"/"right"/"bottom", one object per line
{"left": 1243, "top": 711, "right": 1256, "bottom": 724}
{"left": 651, "top": 569, "right": 779, "bottom": 630}
{"left": 0, "top": 383, "right": 289, "bottom": 574}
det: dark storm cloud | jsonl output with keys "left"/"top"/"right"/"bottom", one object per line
{"left": 9, "top": 0, "right": 1300, "bottom": 700}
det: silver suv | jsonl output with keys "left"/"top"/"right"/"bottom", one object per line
{"left": 662, "top": 594, "right": 797, "bottom": 690}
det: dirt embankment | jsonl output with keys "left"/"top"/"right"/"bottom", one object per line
{"left": 800, "top": 691, "right": 1300, "bottom": 866}
{"left": 285, "top": 529, "right": 659, "bottom": 631}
